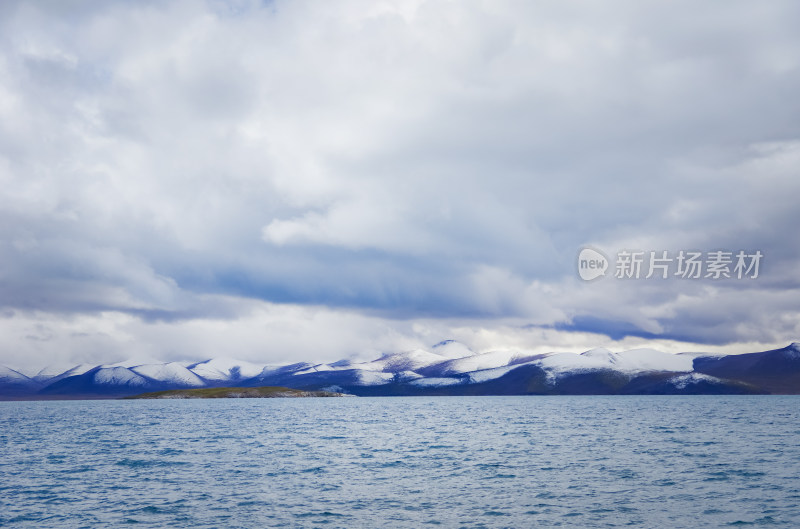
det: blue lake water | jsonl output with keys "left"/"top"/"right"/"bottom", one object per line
{"left": 1, "top": 396, "right": 799, "bottom": 528}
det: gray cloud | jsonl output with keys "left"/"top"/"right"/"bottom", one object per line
{"left": 0, "top": 0, "right": 799, "bottom": 370}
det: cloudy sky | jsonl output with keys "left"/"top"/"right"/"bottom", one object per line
{"left": 1, "top": 0, "right": 799, "bottom": 373}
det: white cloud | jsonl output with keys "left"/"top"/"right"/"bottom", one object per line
{"left": 0, "top": 0, "right": 799, "bottom": 370}
{"left": 2, "top": 298, "right": 791, "bottom": 375}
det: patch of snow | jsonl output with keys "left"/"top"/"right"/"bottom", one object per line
{"left": 613, "top": 348, "right": 695, "bottom": 372}
{"left": 580, "top": 347, "right": 615, "bottom": 360}
{"left": 670, "top": 373, "right": 722, "bottom": 389}
{"left": 467, "top": 364, "right": 527, "bottom": 383}
{"left": 394, "top": 370, "right": 423, "bottom": 381}
{"left": 189, "top": 358, "right": 267, "bottom": 381}
{"left": 359, "top": 349, "right": 449, "bottom": 373}
{"left": 355, "top": 370, "right": 395, "bottom": 386}
{"left": 431, "top": 340, "right": 476, "bottom": 359}
{"left": 93, "top": 367, "right": 149, "bottom": 387}
{"left": 537, "top": 348, "right": 694, "bottom": 376}
{"left": 292, "top": 363, "right": 342, "bottom": 375}
{"left": 409, "top": 377, "right": 464, "bottom": 387}
{"left": 48, "top": 363, "right": 97, "bottom": 383}
{"left": 434, "top": 350, "right": 540, "bottom": 375}
{"left": 784, "top": 343, "right": 800, "bottom": 359}
{"left": 0, "top": 365, "right": 33, "bottom": 383}
{"left": 32, "top": 363, "right": 82, "bottom": 383}
{"left": 539, "top": 352, "right": 611, "bottom": 373}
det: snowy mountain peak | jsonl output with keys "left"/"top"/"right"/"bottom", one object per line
{"left": 258, "top": 362, "right": 316, "bottom": 378}
{"left": 55, "top": 364, "right": 96, "bottom": 379}
{"left": 132, "top": 362, "right": 205, "bottom": 387}
{"left": 784, "top": 342, "right": 800, "bottom": 358}
{"left": 615, "top": 348, "right": 694, "bottom": 372}
{"left": 581, "top": 347, "right": 614, "bottom": 357}
{"left": 93, "top": 367, "right": 148, "bottom": 387}
{"left": 421, "top": 350, "right": 543, "bottom": 377}
{"left": 188, "top": 357, "right": 267, "bottom": 381}
{"left": 0, "top": 365, "right": 32, "bottom": 383}
{"left": 431, "top": 340, "right": 476, "bottom": 359}
{"left": 33, "top": 363, "right": 81, "bottom": 382}
{"left": 539, "top": 347, "right": 694, "bottom": 375}
{"left": 580, "top": 348, "right": 618, "bottom": 364}
{"left": 370, "top": 348, "right": 450, "bottom": 373}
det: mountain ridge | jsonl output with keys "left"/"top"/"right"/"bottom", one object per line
{"left": 2, "top": 342, "right": 798, "bottom": 399}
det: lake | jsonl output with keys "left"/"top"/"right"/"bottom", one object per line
{"left": 2, "top": 396, "right": 799, "bottom": 528}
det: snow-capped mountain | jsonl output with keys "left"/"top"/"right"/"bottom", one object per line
{"left": 32, "top": 363, "right": 95, "bottom": 384}
{"left": 430, "top": 339, "right": 477, "bottom": 359}
{"left": 29, "top": 357, "right": 271, "bottom": 397}
{"left": 0, "top": 365, "right": 40, "bottom": 395}
{"left": 0, "top": 364, "right": 35, "bottom": 384}
{"left": 416, "top": 350, "right": 544, "bottom": 377}
{"left": 358, "top": 348, "right": 464, "bottom": 373}
{"left": 187, "top": 358, "right": 268, "bottom": 382}
{"left": 131, "top": 363, "right": 206, "bottom": 387}
{"left": 538, "top": 348, "right": 695, "bottom": 377}
{"left": 2, "top": 342, "right": 800, "bottom": 399}
{"left": 93, "top": 367, "right": 149, "bottom": 387}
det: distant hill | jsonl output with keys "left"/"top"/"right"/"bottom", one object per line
{"left": 2, "top": 342, "right": 799, "bottom": 399}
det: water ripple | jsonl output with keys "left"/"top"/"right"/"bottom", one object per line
{"left": 1, "top": 396, "right": 800, "bottom": 528}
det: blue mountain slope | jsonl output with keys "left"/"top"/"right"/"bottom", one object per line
{"left": 693, "top": 343, "right": 800, "bottom": 394}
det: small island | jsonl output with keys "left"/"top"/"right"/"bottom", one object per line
{"left": 124, "top": 386, "right": 350, "bottom": 399}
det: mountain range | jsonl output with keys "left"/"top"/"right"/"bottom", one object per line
{"left": 2, "top": 341, "right": 800, "bottom": 399}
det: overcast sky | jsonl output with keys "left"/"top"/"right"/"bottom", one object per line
{"left": 1, "top": 0, "right": 799, "bottom": 373}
